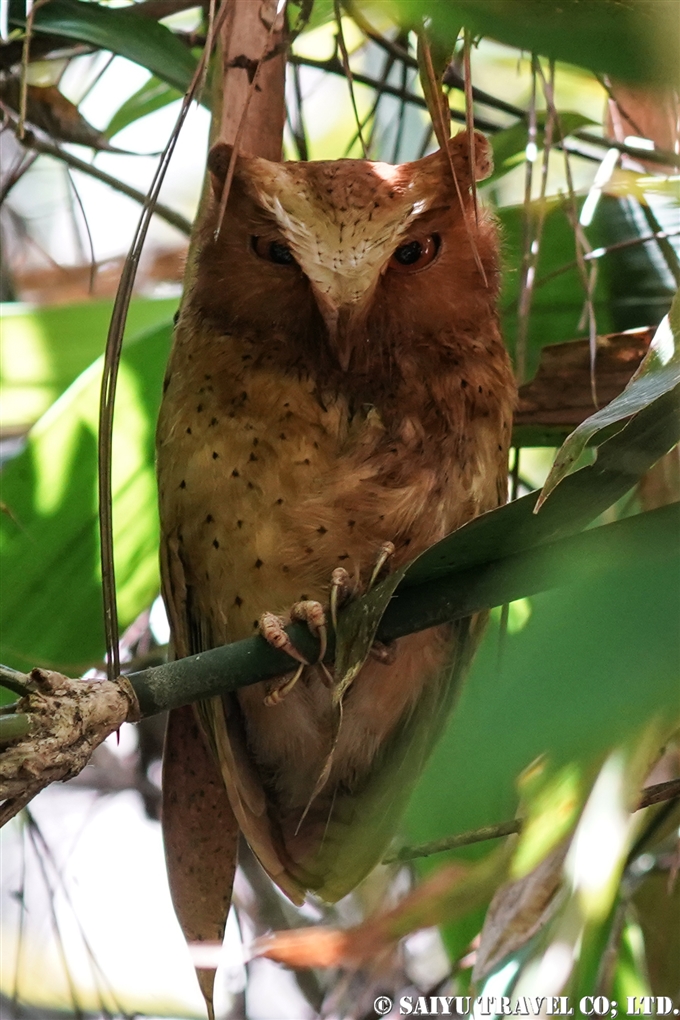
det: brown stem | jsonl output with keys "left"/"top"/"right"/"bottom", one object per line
{"left": 216, "top": 0, "right": 286, "bottom": 157}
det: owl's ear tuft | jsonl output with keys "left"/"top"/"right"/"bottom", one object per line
{"left": 207, "top": 142, "right": 235, "bottom": 197}
{"left": 446, "top": 130, "right": 493, "bottom": 183}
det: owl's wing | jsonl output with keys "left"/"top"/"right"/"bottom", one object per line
{"left": 160, "top": 532, "right": 306, "bottom": 944}
{"left": 288, "top": 617, "right": 481, "bottom": 902}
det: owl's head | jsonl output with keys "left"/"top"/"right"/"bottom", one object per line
{"left": 191, "top": 131, "right": 498, "bottom": 374}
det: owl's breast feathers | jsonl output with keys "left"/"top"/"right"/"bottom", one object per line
{"left": 157, "top": 309, "right": 514, "bottom": 896}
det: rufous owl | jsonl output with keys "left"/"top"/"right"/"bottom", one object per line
{"left": 156, "top": 128, "right": 515, "bottom": 968}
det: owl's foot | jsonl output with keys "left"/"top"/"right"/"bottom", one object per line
{"left": 261, "top": 601, "right": 329, "bottom": 707}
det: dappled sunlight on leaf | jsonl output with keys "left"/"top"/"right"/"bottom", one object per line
{"left": 0, "top": 322, "right": 172, "bottom": 673}
{"left": 513, "top": 762, "right": 583, "bottom": 879}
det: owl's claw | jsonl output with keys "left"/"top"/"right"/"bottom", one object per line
{"left": 263, "top": 663, "right": 305, "bottom": 707}
{"left": 330, "top": 567, "right": 352, "bottom": 630}
{"left": 260, "top": 601, "right": 328, "bottom": 705}
{"left": 260, "top": 611, "right": 310, "bottom": 666}
{"left": 290, "top": 600, "right": 327, "bottom": 661}
{"left": 368, "top": 540, "right": 396, "bottom": 590}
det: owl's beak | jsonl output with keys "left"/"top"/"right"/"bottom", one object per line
{"left": 309, "top": 278, "right": 379, "bottom": 372}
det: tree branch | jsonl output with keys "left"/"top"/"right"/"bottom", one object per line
{"left": 0, "top": 503, "right": 676, "bottom": 824}
{"left": 126, "top": 502, "right": 677, "bottom": 716}
{"left": 0, "top": 114, "right": 192, "bottom": 236}
{"left": 382, "top": 777, "right": 680, "bottom": 863}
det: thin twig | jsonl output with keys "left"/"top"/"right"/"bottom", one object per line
{"left": 515, "top": 56, "right": 538, "bottom": 386}
{"left": 17, "top": 0, "right": 34, "bottom": 139}
{"left": 0, "top": 665, "right": 37, "bottom": 697}
{"left": 536, "top": 60, "right": 598, "bottom": 406}
{"left": 515, "top": 60, "right": 557, "bottom": 383}
{"left": 289, "top": 60, "right": 308, "bottom": 161}
{"left": 391, "top": 52, "right": 410, "bottom": 163}
{"left": 26, "top": 808, "right": 128, "bottom": 1015}
{"left": 463, "top": 31, "right": 478, "bottom": 224}
{"left": 571, "top": 130, "right": 680, "bottom": 170}
{"left": 288, "top": 54, "right": 500, "bottom": 134}
{"left": 497, "top": 446, "right": 521, "bottom": 670}
{"left": 99, "top": 2, "right": 230, "bottom": 681}
{"left": 384, "top": 777, "right": 680, "bottom": 864}
{"left": 530, "top": 229, "right": 680, "bottom": 292}
{"left": 0, "top": 110, "right": 192, "bottom": 234}
{"left": 11, "top": 819, "right": 28, "bottom": 1015}
{"left": 25, "top": 813, "right": 85, "bottom": 1018}
{"left": 65, "top": 167, "right": 97, "bottom": 294}
{"left": 638, "top": 778, "right": 680, "bottom": 809}
{"left": 334, "top": 0, "right": 368, "bottom": 157}
{"left": 418, "top": 31, "right": 487, "bottom": 286}
{"left": 385, "top": 820, "right": 523, "bottom": 863}
{"left": 345, "top": 0, "right": 524, "bottom": 121}
{"left": 636, "top": 199, "right": 680, "bottom": 287}
{"left": 344, "top": 42, "right": 396, "bottom": 158}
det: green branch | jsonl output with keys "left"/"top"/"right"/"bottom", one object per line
{"left": 127, "top": 502, "right": 678, "bottom": 717}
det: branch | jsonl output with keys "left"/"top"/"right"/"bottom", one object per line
{"left": 288, "top": 56, "right": 680, "bottom": 168}
{"left": 384, "top": 778, "right": 680, "bottom": 863}
{"left": 127, "top": 502, "right": 676, "bottom": 716}
{"left": 1, "top": 114, "right": 192, "bottom": 236}
{"left": 287, "top": 54, "right": 500, "bottom": 134}
{"left": 0, "top": 668, "right": 139, "bottom": 826}
{"left": 384, "top": 819, "right": 523, "bottom": 863}
{"left": 1, "top": 504, "right": 676, "bottom": 824}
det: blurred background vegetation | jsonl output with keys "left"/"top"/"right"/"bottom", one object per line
{"left": 0, "top": 1, "right": 678, "bottom": 1017}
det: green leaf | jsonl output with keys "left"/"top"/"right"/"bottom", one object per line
{"left": 402, "top": 510, "right": 679, "bottom": 915}
{"left": 376, "top": 0, "right": 680, "bottom": 86}
{"left": 0, "top": 298, "right": 177, "bottom": 429}
{"left": 105, "top": 74, "right": 184, "bottom": 139}
{"left": 0, "top": 322, "right": 173, "bottom": 674}
{"left": 539, "top": 294, "right": 680, "bottom": 505}
{"left": 498, "top": 194, "right": 675, "bottom": 383}
{"left": 497, "top": 198, "right": 616, "bottom": 379}
{"left": 9, "top": 0, "right": 198, "bottom": 94}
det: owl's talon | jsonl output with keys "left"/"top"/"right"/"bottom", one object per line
{"left": 259, "top": 611, "right": 310, "bottom": 666}
{"left": 260, "top": 601, "right": 327, "bottom": 705}
{"left": 290, "top": 600, "right": 327, "bottom": 660}
{"left": 330, "top": 567, "right": 352, "bottom": 629}
{"left": 369, "top": 540, "right": 396, "bottom": 590}
{"left": 264, "top": 663, "right": 305, "bottom": 706}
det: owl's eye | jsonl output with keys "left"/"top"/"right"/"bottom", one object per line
{"left": 251, "top": 236, "right": 296, "bottom": 266}
{"left": 388, "top": 234, "right": 440, "bottom": 273}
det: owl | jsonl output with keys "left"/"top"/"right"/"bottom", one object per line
{"left": 156, "top": 128, "right": 515, "bottom": 959}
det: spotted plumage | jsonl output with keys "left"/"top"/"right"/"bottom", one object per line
{"left": 157, "top": 131, "right": 515, "bottom": 916}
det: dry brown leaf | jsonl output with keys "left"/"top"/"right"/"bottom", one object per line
{"left": 473, "top": 841, "right": 569, "bottom": 984}
{"left": 515, "top": 327, "right": 653, "bottom": 431}
{"left": 0, "top": 81, "right": 134, "bottom": 152}
{"left": 162, "top": 706, "right": 238, "bottom": 1019}
{"left": 255, "top": 846, "right": 511, "bottom": 970}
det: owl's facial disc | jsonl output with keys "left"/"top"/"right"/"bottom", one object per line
{"left": 236, "top": 152, "right": 463, "bottom": 370}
